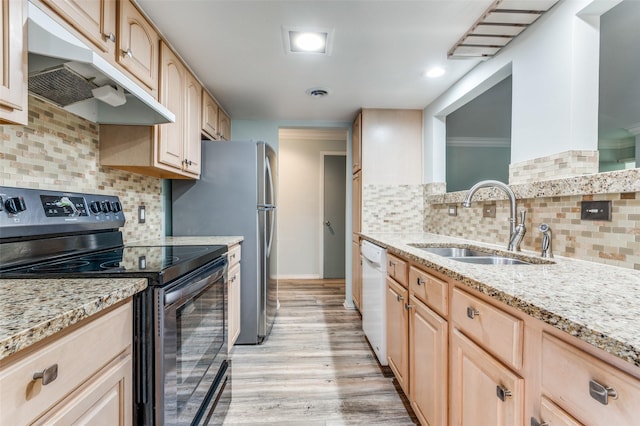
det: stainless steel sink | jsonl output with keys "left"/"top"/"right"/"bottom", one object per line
{"left": 448, "top": 256, "right": 531, "bottom": 265}
{"left": 410, "top": 244, "right": 532, "bottom": 265}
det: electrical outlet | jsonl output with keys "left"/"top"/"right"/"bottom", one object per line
{"left": 581, "top": 200, "right": 611, "bottom": 221}
{"left": 448, "top": 205, "right": 457, "bottom": 216}
{"left": 483, "top": 204, "right": 496, "bottom": 218}
{"left": 138, "top": 205, "right": 146, "bottom": 223}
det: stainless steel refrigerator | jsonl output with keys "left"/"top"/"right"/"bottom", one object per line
{"left": 172, "top": 140, "right": 277, "bottom": 344}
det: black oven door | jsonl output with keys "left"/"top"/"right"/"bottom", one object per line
{"left": 157, "top": 256, "right": 228, "bottom": 426}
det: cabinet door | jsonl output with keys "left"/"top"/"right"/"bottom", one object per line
{"left": 35, "top": 354, "right": 132, "bottom": 426}
{"left": 352, "top": 112, "right": 362, "bottom": 173}
{"left": 386, "top": 276, "right": 409, "bottom": 395}
{"left": 218, "top": 109, "right": 231, "bottom": 141}
{"left": 0, "top": 0, "right": 27, "bottom": 125}
{"left": 41, "top": 0, "right": 116, "bottom": 55}
{"left": 158, "top": 42, "right": 184, "bottom": 171}
{"left": 352, "top": 171, "right": 361, "bottom": 234}
{"left": 451, "top": 329, "right": 524, "bottom": 426}
{"left": 410, "top": 296, "right": 448, "bottom": 426}
{"left": 202, "top": 90, "right": 219, "bottom": 140}
{"left": 183, "top": 72, "right": 202, "bottom": 176}
{"left": 351, "top": 237, "right": 362, "bottom": 310}
{"left": 228, "top": 263, "right": 241, "bottom": 349}
{"left": 117, "top": 0, "right": 159, "bottom": 95}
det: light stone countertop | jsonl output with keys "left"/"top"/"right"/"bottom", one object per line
{"left": 361, "top": 232, "right": 640, "bottom": 369}
{"left": 0, "top": 278, "right": 147, "bottom": 361}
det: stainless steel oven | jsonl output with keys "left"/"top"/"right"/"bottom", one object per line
{"left": 156, "top": 256, "right": 228, "bottom": 425}
{"left": 0, "top": 186, "right": 231, "bottom": 425}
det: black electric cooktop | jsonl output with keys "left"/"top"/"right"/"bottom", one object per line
{"left": 0, "top": 244, "right": 228, "bottom": 284}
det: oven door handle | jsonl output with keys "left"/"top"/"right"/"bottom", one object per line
{"left": 164, "top": 263, "right": 225, "bottom": 306}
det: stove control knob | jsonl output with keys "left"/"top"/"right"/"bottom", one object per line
{"left": 101, "top": 201, "right": 112, "bottom": 212}
{"left": 5, "top": 196, "right": 26, "bottom": 214}
{"left": 90, "top": 201, "right": 102, "bottom": 214}
{"left": 111, "top": 201, "right": 122, "bottom": 213}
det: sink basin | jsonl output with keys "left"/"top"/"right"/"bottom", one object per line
{"left": 449, "top": 256, "right": 531, "bottom": 265}
{"left": 410, "top": 244, "right": 532, "bottom": 265}
{"left": 417, "top": 247, "right": 493, "bottom": 257}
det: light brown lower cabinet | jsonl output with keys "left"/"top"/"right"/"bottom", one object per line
{"left": 352, "top": 236, "right": 362, "bottom": 311}
{"left": 0, "top": 301, "right": 133, "bottom": 425}
{"left": 450, "top": 328, "right": 524, "bottom": 425}
{"left": 386, "top": 276, "right": 409, "bottom": 395}
{"left": 228, "top": 243, "right": 242, "bottom": 351}
{"left": 410, "top": 295, "right": 448, "bottom": 426}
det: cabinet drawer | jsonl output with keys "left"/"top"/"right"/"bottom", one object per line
{"left": 0, "top": 302, "right": 132, "bottom": 426}
{"left": 451, "top": 287, "right": 523, "bottom": 370}
{"left": 541, "top": 332, "right": 640, "bottom": 425}
{"left": 228, "top": 244, "right": 241, "bottom": 267}
{"left": 409, "top": 265, "right": 448, "bottom": 317}
{"left": 539, "top": 396, "right": 583, "bottom": 426}
{"left": 387, "top": 253, "right": 408, "bottom": 287}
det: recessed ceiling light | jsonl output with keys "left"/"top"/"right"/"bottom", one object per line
{"left": 291, "top": 32, "right": 326, "bottom": 53}
{"left": 425, "top": 67, "right": 446, "bottom": 78}
{"left": 282, "top": 26, "right": 334, "bottom": 55}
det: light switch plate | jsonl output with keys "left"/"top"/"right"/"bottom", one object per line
{"left": 448, "top": 205, "right": 457, "bottom": 216}
{"left": 138, "top": 205, "right": 146, "bottom": 224}
{"left": 483, "top": 204, "right": 496, "bottom": 218}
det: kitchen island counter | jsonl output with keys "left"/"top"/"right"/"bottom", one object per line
{"left": 129, "top": 235, "right": 244, "bottom": 247}
{"left": 361, "top": 232, "right": 640, "bottom": 370}
{"left": 0, "top": 278, "right": 147, "bottom": 361}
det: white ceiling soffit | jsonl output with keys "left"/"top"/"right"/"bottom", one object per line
{"left": 448, "top": 0, "right": 560, "bottom": 59}
{"left": 279, "top": 128, "right": 348, "bottom": 142}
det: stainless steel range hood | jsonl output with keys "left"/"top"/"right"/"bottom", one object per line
{"left": 27, "top": 2, "right": 175, "bottom": 125}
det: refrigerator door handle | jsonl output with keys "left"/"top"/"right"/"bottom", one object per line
{"left": 257, "top": 204, "right": 275, "bottom": 210}
{"left": 265, "top": 158, "right": 275, "bottom": 257}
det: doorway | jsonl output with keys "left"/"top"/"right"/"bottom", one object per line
{"left": 321, "top": 153, "right": 346, "bottom": 279}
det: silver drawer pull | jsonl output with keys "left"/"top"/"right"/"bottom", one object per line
{"left": 417, "top": 277, "right": 425, "bottom": 286}
{"left": 122, "top": 48, "right": 133, "bottom": 58}
{"left": 589, "top": 379, "right": 618, "bottom": 405}
{"left": 33, "top": 364, "right": 58, "bottom": 386}
{"left": 467, "top": 306, "right": 480, "bottom": 319}
{"left": 404, "top": 303, "right": 414, "bottom": 310}
{"left": 496, "top": 385, "right": 512, "bottom": 401}
{"left": 396, "top": 294, "right": 404, "bottom": 302}
{"left": 530, "top": 417, "right": 549, "bottom": 426}
{"left": 103, "top": 32, "right": 116, "bottom": 42}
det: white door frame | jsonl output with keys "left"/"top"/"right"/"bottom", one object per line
{"left": 318, "top": 151, "right": 347, "bottom": 278}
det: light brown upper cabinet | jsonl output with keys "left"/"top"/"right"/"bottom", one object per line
{"left": 218, "top": 109, "right": 231, "bottom": 141}
{"left": 117, "top": 0, "right": 159, "bottom": 98}
{"left": 40, "top": 0, "right": 117, "bottom": 57}
{"left": 202, "top": 90, "right": 220, "bottom": 140}
{"left": 157, "top": 41, "right": 201, "bottom": 177}
{"left": 352, "top": 112, "right": 362, "bottom": 174}
{"left": 0, "top": 0, "right": 27, "bottom": 125}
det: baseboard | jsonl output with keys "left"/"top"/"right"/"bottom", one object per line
{"left": 277, "top": 274, "right": 321, "bottom": 280}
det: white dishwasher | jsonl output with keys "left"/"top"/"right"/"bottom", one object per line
{"left": 361, "top": 240, "right": 388, "bottom": 366}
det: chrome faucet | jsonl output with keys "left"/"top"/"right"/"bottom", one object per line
{"left": 539, "top": 223, "right": 553, "bottom": 258}
{"left": 462, "top": 180, "right": 525, "bottom": 251}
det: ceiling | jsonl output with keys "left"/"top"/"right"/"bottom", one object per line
{"left": 135, "top": 0, "right": 494, "bottom": 123}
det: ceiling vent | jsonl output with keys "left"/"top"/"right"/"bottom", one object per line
{"left": 448, "top": 0, "right": 560, "bottom": 59}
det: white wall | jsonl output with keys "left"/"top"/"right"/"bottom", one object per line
{"left": 423, "top": 0, "right": 603, "bottom": 183}
{"left": 278, "top": 138, "right": 347, "bottom": 278}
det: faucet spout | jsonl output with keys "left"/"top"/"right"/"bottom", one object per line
{"left": 462, "top": 180, "right": 519, "bottom": 251}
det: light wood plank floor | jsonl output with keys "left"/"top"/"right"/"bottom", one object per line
{"left": 220, "top": 280, "right": 417, "bottom": 425}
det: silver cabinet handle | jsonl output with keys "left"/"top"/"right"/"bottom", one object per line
{"left": 388, "top": 260, "right": 396, "bottom": 267}
{"left": 396, "top": 294, "right": 404, "bottom": 302}
{"left": 417, "top": 277, "right": 425, "bottom": 286}
{"left": 405, "top": 303, "right": 414, "bottom": 310}
{"left": 496, "top": 385, "right": 512, "bottom": 401}
{"left": 530, "top": 418, "right": 549, "bottom": 426}
{"left": 467, "top": 306, "right": 480, "bottom": 319}
{"left": 589, "top": 379, "right": 618, "bottom": 405}
{"left": 324, "top": 220, "right": 331, "bottom": 227}
{"left": 122, "top": 48, "right": 133, "bottom": 58}
{"left": 33, "top": 364, "right": 58, "bottom": 386}
{"left": 103, "top": 32, "right": 116, "bottom": 42}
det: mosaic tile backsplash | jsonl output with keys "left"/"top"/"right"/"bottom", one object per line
{"left": 362, "top": 184, "right": 424, "bottom": 233}
{"left": 509, "top": 150, "right": 599, "bottom": 184}
{"left": 0, "top": 97, "right": 163, "bottom": 243}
